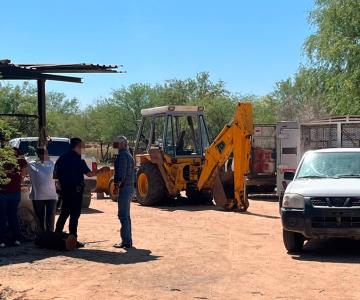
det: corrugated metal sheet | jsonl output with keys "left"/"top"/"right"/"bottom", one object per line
{"left": 17, "top": 63, "right": 121, "bottom": 73}
{"left": 0, "top": 59, "right": 122, "bottom": 82}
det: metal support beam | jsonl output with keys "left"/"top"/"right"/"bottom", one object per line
{"left": 0, "top": 65, "right": 82, "bottom": 83}
{"left": 0, "top": 113, "right": 38, "bottom": 118}
{"left": 37, "top": 79, "right": 47, "bottom": 148}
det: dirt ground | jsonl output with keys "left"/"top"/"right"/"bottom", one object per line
{"left": 1, "top": 196, "right": 360, "bottom": 300}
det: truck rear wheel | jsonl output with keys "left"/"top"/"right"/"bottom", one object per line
{"left": 136, "top": 163, "right": 166, "bottom": 206}
{"left": 283, "top": 229, "right": 304, "bottom": 253}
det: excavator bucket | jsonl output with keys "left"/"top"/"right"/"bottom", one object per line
{"left": 212, "top": 171, "right": 228, "bottom": 208}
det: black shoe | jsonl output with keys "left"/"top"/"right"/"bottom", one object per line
{"left": 113, "top": 243, "right": 132, "bottom": 249}
{"left": 77, "top": 241, "right": 85, "bottom": 248}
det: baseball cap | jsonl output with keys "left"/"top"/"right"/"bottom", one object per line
{"left": 117, "top": 135, "right": 128, "bottom": 145}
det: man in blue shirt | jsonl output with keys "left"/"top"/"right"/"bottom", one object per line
{"left": 54, "top": 138, "right": 96, "bottom": 238}
{"left": 113, "top": 136, "right": 135, "bottom": 249}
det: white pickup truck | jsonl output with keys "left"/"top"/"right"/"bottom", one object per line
{"left": 9, "top": 137, "right": 97, "bottom": 208}
{"left": 281, "top": 148, "right": 360, "bottom": 253}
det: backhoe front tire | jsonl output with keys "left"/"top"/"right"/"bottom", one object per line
{"left": 283, "top": 229, "right": 304, "bottom": 253}
{"left": 136, "top": 163, "right": 166, "bottom": 206}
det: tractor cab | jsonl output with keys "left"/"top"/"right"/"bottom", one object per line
{"left": 133, "top": 105, "right": 212, "bottom": 206}
{"left": 134, "top": 105, "right": 210, "bottom": 159}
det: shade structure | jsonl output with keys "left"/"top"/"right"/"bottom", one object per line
{"left": 0, "top": 59, "right": 122, "bottom": 146}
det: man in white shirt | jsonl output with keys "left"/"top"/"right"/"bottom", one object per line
{"left": 28, "top": 148, "right": 58, "bottom": 232}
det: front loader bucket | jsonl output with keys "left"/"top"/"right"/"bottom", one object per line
{"left": 95, "top": 166, "right": 114, "bottom": 193}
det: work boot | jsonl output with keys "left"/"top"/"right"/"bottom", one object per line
{"left": 113, "top": 243, "right": 132, "bottom": 249}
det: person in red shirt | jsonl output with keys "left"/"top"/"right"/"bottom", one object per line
{"left": 0, "top": 147, "right": 27, "bottom": 248}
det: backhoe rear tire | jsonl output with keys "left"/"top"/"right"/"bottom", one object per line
{"left": 136, "top": 163, "right": 166, "bottom": 206}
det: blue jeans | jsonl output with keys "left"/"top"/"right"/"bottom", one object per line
{"left": 0, "top": 192, "right": 21, "bottom": 243}
{"left": 117, "top": 186, "right": 134, "bottom": 246}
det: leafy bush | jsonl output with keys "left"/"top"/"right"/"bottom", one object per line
{"left": 0, "top": 123, "right": 19, "bottom": 186}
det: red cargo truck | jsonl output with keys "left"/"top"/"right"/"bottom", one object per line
{"left": 246, "top": 125, "right": 277, "bottom": 194}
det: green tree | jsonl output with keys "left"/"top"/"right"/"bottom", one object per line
{"left": 46, "top": 92, "right": 82, "bottom": 137}
{"left": 0, "top": 82, "right": 83, "bottom": 138}
{"left": 252, "top": 95, "right": 280, "bottom": 124}
{"left": 157, "top": 72, "right": 237, "bottom": 136}
{"left": 271, "top": 68, "right": 329, "bottom": 121}
{"left": 112, "top": 83, "right": 155, "bottom": 136}
{"left": 83, "top": 102, "right": 123, "bottom": 160}
{"left": 0, "top": 122, "right": 18, "bottom": 185}
{"left": 98, "top": 72, "right": 240, "bottom": 143}
{"left": 272, "top": 0, "right": 360, "bottom": 119}
{"left": 305, "top": 0, "right": 360, "bottom": 114}
{"left": 0, "top": 82, "right": 38, "bottom": 136}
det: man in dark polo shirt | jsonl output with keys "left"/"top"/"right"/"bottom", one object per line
{"left": 0, "top": 146, "right": 27, "bottom": 248}
{"left": 54, "top": 138, "right": 96, "bottom": 238}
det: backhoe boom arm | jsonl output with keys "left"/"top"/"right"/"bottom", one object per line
{"left": 198, "top": 102, "right": 253, "bottom": 210}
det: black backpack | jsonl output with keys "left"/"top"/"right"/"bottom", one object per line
{"left": 35, "top": 231, "right": 82, "bottom": 251}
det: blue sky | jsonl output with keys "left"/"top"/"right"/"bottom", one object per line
{"left": 1, "top": 0, "right": 314, "bottom": 106}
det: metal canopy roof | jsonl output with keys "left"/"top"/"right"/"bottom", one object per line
{"left": 0, "top": 59, "right": 121, "bottom": 83}
{"left": 0, "top": 59, "right": 122, "bottom": 147}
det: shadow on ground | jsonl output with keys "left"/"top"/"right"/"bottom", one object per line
{"left": 81, "top": 208, "right": 104, "bottom": 214}
{"left": 0, "top": 243, "right": 159, "bottom": 267}
{"left": 249, "top": 193, "right": 278, "bottom": 202}
{"left": 157, "top": 203, "right": 219, "bottom": 213}
{"left": 55, "top": 208, "right": 104, "bottom": 216}
{"left": 157, "top": 205, "right": 280, "bottom": 220}
{"left": 292, "top": 238, "right": 360, "bottom": 263}
{"left": 152, "top": 196, "right": 280, "bottom": 218}
{"left": 243, "top": 211, "right": 280, "bottom": 220}
{"left": 148, "top": 196, "right": 219, "bottom": 213}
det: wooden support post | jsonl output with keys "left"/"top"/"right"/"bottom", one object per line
{"left": 37, "top": 79, "right": 46, "bottom": 148}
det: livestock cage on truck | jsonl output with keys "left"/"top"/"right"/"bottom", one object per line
{"left": 246, "top": 124, "right": 277, "bottom": 194}
{"left": 300, "top": 116, "right": 360, "bottom": 152}
{"left": 276, "top": 116, "right": 360, "bottom": 200}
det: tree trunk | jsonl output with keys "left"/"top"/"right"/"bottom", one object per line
{"left": 104, "top": 143, "right": 110, "bottom": 161}
{"left": 100, "top": 142, "right": 105, "bottom": 161}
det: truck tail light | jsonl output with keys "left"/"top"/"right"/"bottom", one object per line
{"left": 92, "top": 162, "right": 98, "bottom": 172}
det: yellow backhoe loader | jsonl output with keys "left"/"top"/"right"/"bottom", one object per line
{"left": 133, "top": 102, "right": 253, "bottom": 211}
